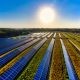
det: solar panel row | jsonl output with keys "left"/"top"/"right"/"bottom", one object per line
{"left": 47, "top": 33, "right": 53, "bottom": 38}
{"left": 60, "top": 39, "right": 79, "bottom": 80}
{"left": 0, "top": 35, "right": 30, "bottom": 49}
{"left": 0, "top": 37, "right": 33, "bottom": 55}
{"left": 0, "top": 38, "right": 40, "bottom": 67}
{"left": 34, "top": 38, "right": 55, "bottom": 80}
{"left": 0, "top": 38, "right": 47, "bottom": 80}
{"left": 42, "top": 33, "right": 50, "bottom": 38}
{"left": 53, "top": 33, "right": 56, "bottom": 38}
{"left": 0, "top": 38, "right": 20, "bottom": 49}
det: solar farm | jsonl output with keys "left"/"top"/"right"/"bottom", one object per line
{"left": 0, "top": 32, "right": 80, "bottom": 80}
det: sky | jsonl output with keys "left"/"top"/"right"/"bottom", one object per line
{"left": 0, "top": 0, "right": 80, "bottom": 28}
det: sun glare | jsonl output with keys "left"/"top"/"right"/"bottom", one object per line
{"left": 38, "top": 6, "right": 56, "bottom": 24}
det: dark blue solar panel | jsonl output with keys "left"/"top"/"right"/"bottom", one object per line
{"left": 0, "top": 38, "right": 33, "bottom": 55}
{"left": 0, "top": 38, "right": 40, "bottom": 67}
{"left": 0, "top": 38, "right": 47, "bottom": 80}
{"left": 60, "top": 39, "right": 79, "bottom": 80}
{"left": 0, "top": 49, "right": 20, "bottom": 67}
{"left": 34, "top": 38, "right": 55, "bottom": 80}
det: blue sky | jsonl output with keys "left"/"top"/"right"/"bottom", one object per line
{"left": 0, "top": 0, "right": 80, "bottom": 28}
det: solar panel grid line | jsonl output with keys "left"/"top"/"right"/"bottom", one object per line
{"left": 2, "top": 38, "right": 39, "bottom": 56}
{"left": 2, "top": 48, "right": 40, "bottom": 79}
{"left": 0, "top": 37, "right": 31, "bottom": 55}
{"left": 60, "top": 39, "right": 79, "bottom": 80}
{"left": 0, "top": 49, "right": 19, "bottom": 60}
{"left": 0, "top": 38, "right": 47, "bottom": 80}
{"left": 0, "top": 36, "right": 27, "bottom": 49}
{"left": 37, "top": 53, "right": 49, "bottom": 80}
{"left": 0, "top": 57, "right": 26, "bottom": 79}
{"left": 0, "top": 38, "right": 34, "bottom": 55}
{"left": 0, "top": 49, "right": 20, "bottom": 67}
{"left": 34, "top": 52, "right": 48, "bottom": 80}
{"left": 34, "top": 38, "right": 55, "bottom": 80}
{"left": 2, "top": 60, "right": 21, "bottom": 76}
{"left": 20, "top": 40, "right": 36, "bottom": 50}
{"left": 0, "top": 76, "right": 4, "bottom": 80}
{"left": 34, "top": 39, "right": 54, "bottom": 80}
{"left": 0, "top": 38, "right": 40, "bottom": 67}
{"left": 33, "top": 38, "right": 47, "bottom": 50}
{"left": 40, "top": 52, "right": 51, "bottom": 80}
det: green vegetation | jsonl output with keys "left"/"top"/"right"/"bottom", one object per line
{"left": 69, "top": 33, "right": 80, "bottom": 42}
{"left": 49, "top": 33, "right": 68, "bottom": 80}
{"left": 62, "top": 33, "right": 80, "bottom": 48}
{"left": 0, "top": 28, "right": 30, "bottom": 38}
{"left": 0, "top": 32, "right": 80, "bottom": 80}
{"left": 62, "top": 36, "right": 80, "bottom": 79}
{"left": 17, "top": 37, "right": 52, "bottom": 80}
{"left": 0, "top": 31, "right": 5, "bottom": 33}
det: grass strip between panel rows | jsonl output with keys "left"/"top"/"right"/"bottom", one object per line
{"left": 49, "top": 33, "right": 68, "bottom": 80}
{"left": 17, "top": 37, "right": 52, "bottom": 80}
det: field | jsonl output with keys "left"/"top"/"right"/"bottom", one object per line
{"left": 0, "top": 32, "right": 80, "bottom": 80}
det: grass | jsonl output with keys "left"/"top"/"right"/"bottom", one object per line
{"left": 63, "top": 37, "right": 80, "bottom": 79}
{"left": 0, "top": 40, "right": 39, "bottom": 75}
{"left": 0, "top": 31, "right": 5, "bottom": 33}
{"left": 68, "top": 33, "right": 80, "bottom": 42}
{"left": 49, "top": 33, "right": 68, "bottom": 80}
{"left": 70, "top": 39, "right": 80, "bottom": 48}
{"left": 17, "top": 37, "right": 52, "bottom": 80}
{"left": 62, "top": 33, "right": 80, "bottom": 48}
{"left": 1, "top": 32, "right": 80, "bottom": 80}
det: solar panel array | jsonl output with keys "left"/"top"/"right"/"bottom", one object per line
{"left": 0, "top": 38, "right": 47, "bottom": 80}
{"left": 0, "top": 37, "right": 33, "bottom": 55}
{"left": 60, "top": 39, "right": 79, "bottom": 80}
{"left": 0, "top": 38, "right": 40, "bottom": 67}
{"left": 0, "top": 32, "right": 79, "bottom": 80}
{"left": 47, "top": 33, "right": 53, "bottom": 38}
{"left": 34, "top": 38, "right": 55, "bottom": 80}
{"left": 0, "top": 35, "right": 30, "bottom": 49}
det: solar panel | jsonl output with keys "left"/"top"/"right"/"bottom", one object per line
{"left": 60, "top": 39, "right": 79, "bottom": 80}
{"left": 0, "top": 38, "right": 33, "bottom": 55}
{"left": 0, "top": 38, "right": 40, "bottom": 67}
{"left": 34, "top": 38, "right": 55, "bottom": 80}
{"left": 0, "top": 38, "right": 47, "bottom": 80}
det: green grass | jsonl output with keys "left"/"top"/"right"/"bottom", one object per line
{"left": 67, "top": 33, "right": 80, "bottom": 43}
{"left": 63, "top": 38, "right": 80, "bottom": 79}
{"left": 49, "top": 33, "right": 68, "bottom": 80}
{"left": 17, "top": 37, "right": 52, "bottom": 80}
{"left": 70, "top": 33, "right": 80, "bottom": 41}
{"left": 62, "top": 33, "right": 80, "bottom": 48}
{"left": 0, "top": 31, "right": 5, "bottom": 33}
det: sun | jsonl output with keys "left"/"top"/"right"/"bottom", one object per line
{"left": 38, "top": 6, "right": 56, "bottom": 24}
